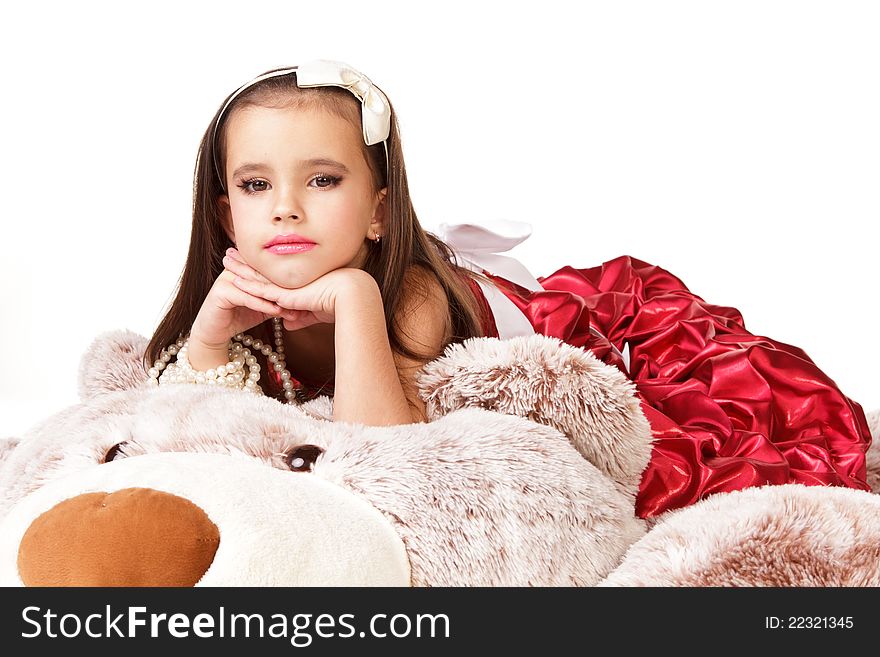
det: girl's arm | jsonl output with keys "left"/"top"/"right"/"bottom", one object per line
{"left": 227, "top": 253, "right": 448, "bottom": 426}
{"left": 333, "top": 268, "right": 450, "bottom": 426}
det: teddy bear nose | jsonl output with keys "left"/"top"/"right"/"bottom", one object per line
{"left": 17, "top": 488, "right": 220, "bottom": 586}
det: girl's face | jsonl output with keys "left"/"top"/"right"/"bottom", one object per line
{"left": 218, "top": 104, "right": 386, "bottom": 289}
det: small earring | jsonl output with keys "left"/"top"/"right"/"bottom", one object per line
{"left": 373, "top": 233, "right": 381, "bottom": 244}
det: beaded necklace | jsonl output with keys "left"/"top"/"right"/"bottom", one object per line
{"left": 147, "top": 317, "right": 320, "bottom": 404}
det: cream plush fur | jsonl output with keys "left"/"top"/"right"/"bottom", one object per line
{"left": 0, "top": 330, "right": 877, "bottom": 586}
{"left": 0, "top": 331, "right": 647, "bottom": 586}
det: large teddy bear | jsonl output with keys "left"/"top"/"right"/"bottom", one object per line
{"left": 1, "top": 330, "right": 878, "bottom": 586}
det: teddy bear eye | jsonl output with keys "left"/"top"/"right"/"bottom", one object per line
{"left": 285, "top": 445, "right": 323, "bottom": 472}
{"left": 102, "top": 442, "right": 127, "bottom": 463}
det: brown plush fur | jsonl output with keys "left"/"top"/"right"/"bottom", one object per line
{"left": 1, "top": 330, "right": 649, "bottom": 586}
{"left": 2, "top": 329, "right": 878, "bottom": 587}
{"left": 599, "top": 483, "right": 880, "bottom": 586}
{"left": 417, "top": 334, "right": 654, "bottom": 503}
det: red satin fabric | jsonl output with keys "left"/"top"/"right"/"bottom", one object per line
{"left": 469, "top": 255, "right": 872, "bottom": 519}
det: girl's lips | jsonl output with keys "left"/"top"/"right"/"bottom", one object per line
{"left": 265, "top": 243, "right": 316, "bottom": 255}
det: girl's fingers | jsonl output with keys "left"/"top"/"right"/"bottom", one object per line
{"left": 286, "top": 317, "right": 320, "bottom": 331}
{"left": 231, "top": 276, "right": 283, "bottom": 303}
{"left": 222, "top": 256, "right": 254, "bottom": 282}
{"left": 227, "top": 287, "right": 285, "bottom": 318}
{"left": 223, "top": 251, "right": 271, "bottom": 283}
{"left": 280, "top": 310, "right": 312, "bottom": 332}
{"left": 282, "top": 315, "right": 319, "bottom": 331}
{"left": 226, "top": 247, "right": 246, "bottom": 263}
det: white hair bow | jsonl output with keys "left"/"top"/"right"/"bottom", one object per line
{"left": 295, "top": 60, "right": 391, "bottom": 146}
{"left": 213, "top": 60, "right": 391, "bottom": 190}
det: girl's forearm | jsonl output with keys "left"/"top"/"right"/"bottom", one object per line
{"left": 332, "top": 281, "right": 419, "bottom": 426}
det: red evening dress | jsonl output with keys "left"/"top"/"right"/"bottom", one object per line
{"left": 444, "top": 222, "right": 872, "bottom": 519}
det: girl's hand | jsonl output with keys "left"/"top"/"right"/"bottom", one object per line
{"left": 224, "top": 247, "right": 375, "bottom": 331}
{"left": 188, "top": 252, "right": 297, "bottom": 350}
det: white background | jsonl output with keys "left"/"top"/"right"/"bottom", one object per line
{"left": 1, "top": 1, "right": 877, "bottom": 437}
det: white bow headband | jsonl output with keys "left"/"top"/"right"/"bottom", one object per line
{"left": 212, "top": 59, "right": 392, "bottom": 191}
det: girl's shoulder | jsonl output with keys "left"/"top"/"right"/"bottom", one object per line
{"left": 395, "top": 264, "right": 453, "bottom": 347}
{"left": 400, "top": 264, "right": 451, "bottom": 315}
{"left": 403, "top": 262, "right": 439, "bottom": 292}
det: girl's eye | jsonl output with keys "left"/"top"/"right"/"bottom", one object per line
{"left": 310, "top": 174, "right": 342, "bottom": 189}
{"left": 238, "top": 179, "right": 268, "bottom": 194}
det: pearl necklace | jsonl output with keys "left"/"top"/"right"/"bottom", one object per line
{"left": 148, "top": 317, "right": 300, "bottom": 403}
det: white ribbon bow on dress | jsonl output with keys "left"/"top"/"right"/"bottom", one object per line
{"left": 436, "top": 220, "right": 631, "bottom": 371}
{"left": 436, "top": 220, "right": 543, "bottom": 340}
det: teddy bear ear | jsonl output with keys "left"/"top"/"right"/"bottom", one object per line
{"left": 418, "top": 334, "right": 654, "bottom": 504}
{"left": 77, "top": 329, "right": 151, "bottom": 401}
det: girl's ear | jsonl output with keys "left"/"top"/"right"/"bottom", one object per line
{"left": 371, "top": 187, "right": 388, "bottom": 234}
{"left": 218, "top": 194, "right": 236, "bottom": 243}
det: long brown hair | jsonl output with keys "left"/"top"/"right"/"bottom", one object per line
{"left": 145, "top": 67, "right": 494, "bottom": 379}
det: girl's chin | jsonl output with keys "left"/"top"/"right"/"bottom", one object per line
{"left": 265, "top": 272, "right": 317, "bottom": 290}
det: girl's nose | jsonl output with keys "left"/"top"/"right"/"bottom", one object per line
{"left": 272, "top": 185, "right": 303, "bottom": 222}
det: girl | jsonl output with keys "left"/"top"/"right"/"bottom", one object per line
{"left": 146, "top": 60, "right": 872, "bottom": 519}
{"left": 147, "top": 60, "right": 487, "bottom": 428}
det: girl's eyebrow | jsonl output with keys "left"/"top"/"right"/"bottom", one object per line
{"left": 300, "top": 158, "right": 352, "bottom": 173}
{"left": 231, "top": 163, "right": 266, "bottom": 179}
{"left": 231, "top": 158, "right": 351, "bottom": 179}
